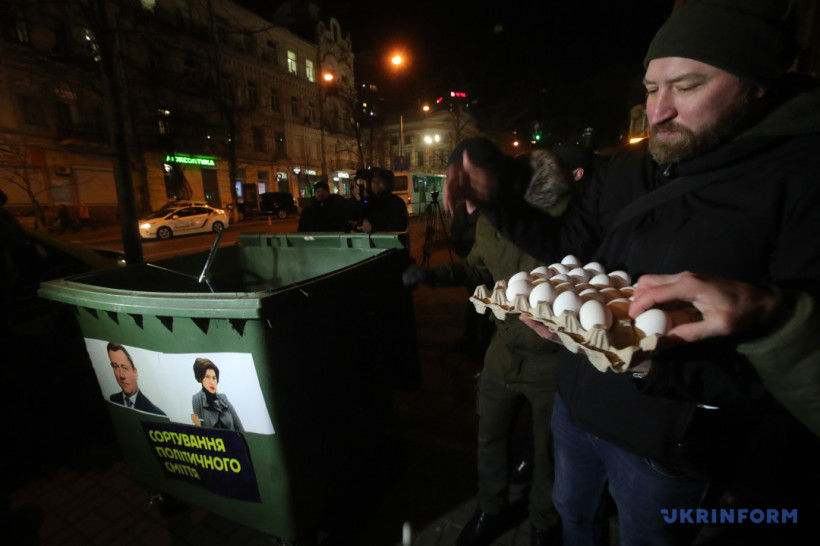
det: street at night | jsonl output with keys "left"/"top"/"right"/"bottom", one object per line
{"left": 4, "top": 1, "right": 820, "bottom": 545}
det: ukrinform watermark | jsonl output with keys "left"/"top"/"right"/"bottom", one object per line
{"left": 661, "top": 508, "right": 798, "bottom": 524}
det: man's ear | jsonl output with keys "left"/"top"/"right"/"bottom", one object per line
{"left": 572, "top": 167, "right": 584, "bottom": 182}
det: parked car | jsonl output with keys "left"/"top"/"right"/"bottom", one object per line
{"left": 138, "top": 204, "right": 228, "bottom": 240}
{"left": 259, "top": 192, "right": 298, "bottom": 219}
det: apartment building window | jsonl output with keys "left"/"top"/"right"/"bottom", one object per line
{"left": 17, "top": 94, "right": 47, "bottom": 126}
{"left": 258, "top": 171, "right": 269, "bottom": 194}
{"left": 157, "top": 108, "right": 171, "bottom": 135}
{"left": 287, "top": 50, "right": 298, "bottom": 75}
{"left": 220, "top": 72, "right": 233, "bottom": 99}
{"left": 234, "top": 168, "right": 246, "bottom": 200}
{"left": 252, "top": 127, "right": 266, "bottom": 152}
{"left": 290, "top": 96, "right": 299, "bottom": 117}
{"left": 215, "top": 16, "right": 229, "bottom": 44}
{"left": 84, "top": 29, "right": 101, "bottom": 62}
{"left": 270, "top": 89, "right": 280, "bottom": 112}
{"left": 183, "top": 58, "right": 196, "bottom": 81}
{"left": 175, "top": 0, "right": 191, "bottom": 29}
{"left": 264, "top": 39, "right": 278, "bottom": 64}
{"left": 2, "top": 7, "right": 30, "bottom": 44}
{"left": 275, "top": 133, "right": 286, "bottom": 156}
{"left": 305, "top": 60, "right": 315, "bottom": 82}
{"left": 307, "top": 101, "right": 315, "bottom": 123}
{"left": 416, "top": 151, "right": 424, "bottom": 167}
{"left": 56, "top": 102, "right": 75, "bottom": 130}
{"left": 247, "top": 81, "right": 258, "bottom": 107}
{"left": 244, "top": 33, "right": 256, "bottom": 55}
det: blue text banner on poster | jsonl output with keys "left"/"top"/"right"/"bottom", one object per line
{"left": 142, "top": 422, "right": 261, "bottom": 502}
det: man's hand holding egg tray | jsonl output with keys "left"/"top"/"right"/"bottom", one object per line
{"left": 469, "top": 255, "right": 703, "bottom": 373}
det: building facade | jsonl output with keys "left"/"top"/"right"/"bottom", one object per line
{"left": 357, "top": 102, "right": 482, "bottom": 213}
{"left": 0, "top": 0, "right": 357, "bottom": 224}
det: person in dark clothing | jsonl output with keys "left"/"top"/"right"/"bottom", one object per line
{"left": 444, "top": 1, "right": 820, "bottom": 544}
{"left": 360, "top": 167, "right": 408, "bottom": 233}
{"left": 297, "top": 180, "right": 350, "bottom": 232}
{"left": 56, "top": 204, "right": 76, "bottom": 234}
{"left": 404, "top": 146, "right": 577, "bottom": 546}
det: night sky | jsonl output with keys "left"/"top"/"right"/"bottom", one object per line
{"left": 245, "top": 1, "right": 677, "bottom": 147}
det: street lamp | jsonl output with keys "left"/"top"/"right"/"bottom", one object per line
{"left": 389, "top": 54, "right": 406, "bottom": 156}
{"left": 319, "top": 71, "right": 334, "bottom": 183}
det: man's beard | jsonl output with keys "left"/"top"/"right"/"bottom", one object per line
{"left": 648, "top": 92, "right": 757, "bottom": 164}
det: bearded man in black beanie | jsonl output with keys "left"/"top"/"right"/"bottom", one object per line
{"left": 445, "top": 0, "right": 820, "bottom": 544}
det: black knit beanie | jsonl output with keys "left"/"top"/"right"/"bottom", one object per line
{"left": 644, "top": 0, "right": 796, "bottom": 89}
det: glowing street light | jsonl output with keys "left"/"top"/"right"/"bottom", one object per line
{"left": 391, "top": 54, "right": 403, "bottom": 66}
{"left": 319, "top": 70, "right": 336, "bottom": 183}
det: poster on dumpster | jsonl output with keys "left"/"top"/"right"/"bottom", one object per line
{"left": 84, "top": 338, "right": 275, "bottom": 435}
{"left": 143, "top": 421, "right": 261, "bottom": 502}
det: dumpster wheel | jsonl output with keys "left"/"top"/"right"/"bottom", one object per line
{"left": 148, "top": 491, "right": 186, "bottom": 517}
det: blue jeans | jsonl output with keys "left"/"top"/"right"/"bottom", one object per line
{"left": 552, "top": 394, "right": 708, "bottom": 546}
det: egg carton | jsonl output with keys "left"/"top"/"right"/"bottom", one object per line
{"left": 469, "top": 281, "right": 680, "bottom": 373}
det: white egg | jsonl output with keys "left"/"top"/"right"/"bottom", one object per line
{"left": 609, "top": 270, "right": 632, "bottom": 288}
{"left": 548, "top": 263, "right": 569, "bottom": 275}
{"left": 530, "top": 266, "right": 550, "bottom": 278}
{"left": 634, "top": 308, "right": 669, "bottom": 336}
{"left": 584, "top": 261, "right": 606, "bottom": 275}
{"left": 568, "top": 267, "right": 590, "bottom": 283}
{"left": 552, "top": 290, "right": 583, "bottom": 316}
{"left": 505, "top": 279, "right": 533, "bottom": 302}
{"left": 529, "top": 281, "right": 557, "bottom": 308}
{"left": 589, "top": 273, "right": 612, "bottom": 287}
{"left": 579, "top": 299, "right": 614, "bottom": 330}
{"left": 509, "top": 271, "right": 532, "bottom": 284}
{"left": 561, "top": 254, "right": 581, "bottom": 268}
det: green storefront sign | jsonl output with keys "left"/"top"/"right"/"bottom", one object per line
{"left": 166, "top": 153, "right": 217, "bottom": 166}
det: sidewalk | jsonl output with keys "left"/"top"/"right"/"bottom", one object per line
{"left": 3, "top": 227, "right": 546, "bottom": 546}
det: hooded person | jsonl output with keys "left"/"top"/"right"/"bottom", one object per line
{"left": 297, "top": 180, "right": 350, "bottom": 232}
{"left": 360, "top": 167, "right": 408, "bottom": 233}
{"left": 404, "top": 140, "right": 576, "bottom": 546}
{"left": 444, "top": 1, "right": 820, "bottom": 544}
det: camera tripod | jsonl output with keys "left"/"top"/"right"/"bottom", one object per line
{"left": 421, "top": 192, "right": 453, "bottom": 267}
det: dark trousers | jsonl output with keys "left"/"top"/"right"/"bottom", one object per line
{"left": 476, "top": 335, "right": 560, "bottom": 531}
{"left": 552, "top": 394, "right": 709, "bottom": 546}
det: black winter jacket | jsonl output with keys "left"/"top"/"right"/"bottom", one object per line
{"left": 480, "top": 75, "right": 820, "bottom": 465}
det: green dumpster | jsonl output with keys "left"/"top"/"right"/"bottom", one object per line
{"left": 38, "top": 232, "right": 419, "bottom": 542}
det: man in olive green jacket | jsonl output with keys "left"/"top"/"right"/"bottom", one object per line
{"left": 404, "top": 142, "right": 589, "bottom": 545}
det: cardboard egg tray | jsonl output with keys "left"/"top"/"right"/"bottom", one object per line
{"left": 469, "top": 281, "right": 680, "bottom": 373}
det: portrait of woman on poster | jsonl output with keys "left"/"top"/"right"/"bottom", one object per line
{"left": 191, "top": 358, "right": 244, "bottom": 432}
